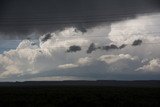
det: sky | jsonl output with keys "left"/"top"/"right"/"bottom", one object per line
{"left": 0, "top": 0, "right": 160, "bottom": 81}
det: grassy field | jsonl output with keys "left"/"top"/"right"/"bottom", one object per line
{"left": 0, "top": 86, "right": 159, "bottom": 107}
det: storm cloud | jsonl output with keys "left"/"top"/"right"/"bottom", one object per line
{"left": 132, "top": 39, "right": 143, "bottom": 46}
{"left": 119, "top": 44, "right": 127, "bottom": 49}
{"left": 87, "top": 43, "right": 96, "bottom": 54}
{"left": 40, "top": 33, "right": 52, "bottom": 43}
{"left": 0, "top": 0, "right": 160, "bottom": 38}
{"left": 67, "top": 45, "right": 82, "bottom": 53}
{"left": 1, "top": 10, "right": 160, "bottom": 81}
{"left": 102, "top": 44, "right": 118, "bottom": 51}
{"left": 87, "top": 43, "right": 127, "bottom": 54}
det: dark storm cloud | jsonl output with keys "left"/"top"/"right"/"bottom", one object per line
{"left": 86, "top": 40, "right": 144, "bottom": 53}
{"left": 102, "top": 44, "right": 118, "bottom": 51}
{"left": 40, "top": 33, "right": 52, "bottom": 43}
{"left": 87, "top": 43, "right": 127, "bottom": 54}
{"left": 67, "top": 45, "right": 82, "bottom": 53}
{"left": 100, "top": 44, "right": 126, "bottom": 51}
{"left": 0, "top": 0, "right": 160, "bottom": 37}
{"left": 31, "top": 42, "right": 36, "bottom": 46}
{"left": 87, "top": 43, "right": 96, "bottom": 54}
{"left": 119, "top": 44, "right": 127, "bottom": 49}
{"left": 132, "top": 40, "right": 143, "bottom": 46}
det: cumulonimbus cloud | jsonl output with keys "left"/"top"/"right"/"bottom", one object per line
{"left": 1, "top": 13, "right": 160, "bottom": 80}
{"left": 0, "top": 28, "right": 90, "bottom": 78}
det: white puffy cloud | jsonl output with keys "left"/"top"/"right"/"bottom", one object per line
{"left": 17, "top": 40, "right": 38, "bottom": 49}
{"left": 77, "top": 57, "right": 92, "bottom": 65}
{"left": 39, "top": 28, "right": 90, "bottom": 52}
{"left": 98, "top": 54, "right": 138, "bottom": 64}
{"left": 58, "top": 57, "right": 92, "bottom": 69}
{"left": 58, "top": 64, "right": 79, "bottom": 69}
{"left": 0, "top": 54, "right": 20, "bottom": 77}
{"left": 108, "top": 13, "right": 160, "bottom": 45}
{"left": 141, "top": 58, "right": 149, "bottom": 64}
{"left": 0, "top": 28, "right": 91, "bottom": 77}
{"left": 136, "top": 59, "right": 160, "bottom": 72}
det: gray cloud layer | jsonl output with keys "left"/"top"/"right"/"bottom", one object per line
{"left": 0, "top": 0, "right": 160, "bottom": 38}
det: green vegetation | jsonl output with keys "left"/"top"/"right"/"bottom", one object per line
{"left": 0, "top": 86, "right": 159, "bottom": 107}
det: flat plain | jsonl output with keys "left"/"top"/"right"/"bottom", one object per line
{"left": 0, "top": 81, "right": 159, "bottom": 107}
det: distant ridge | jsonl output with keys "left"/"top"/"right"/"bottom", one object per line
{"left": 0, "top": 80, "right": 160, "bottom": 87}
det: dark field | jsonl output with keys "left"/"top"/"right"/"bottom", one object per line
{"left": 0, "top": 81, "right": 160, "bottom": 107}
